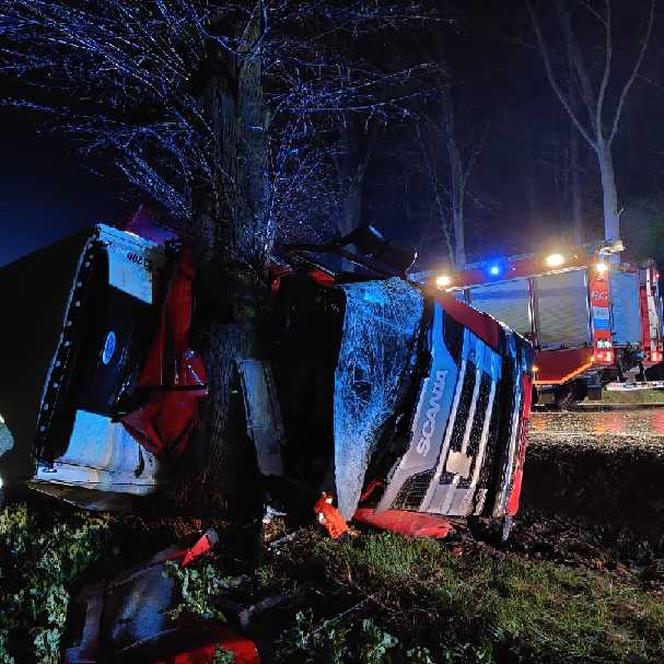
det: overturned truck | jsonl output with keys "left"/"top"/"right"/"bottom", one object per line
{"left": 0, "top": 222, "right": 533, "bottom": 536}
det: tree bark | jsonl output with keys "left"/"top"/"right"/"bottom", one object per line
{"left": 177, "top": 20, "right": 271, "bottom": 523}
{"left": 570, "top": 123, "right": 583, "bottom": 245}
{"left": 334, "top": 119, "right": 374, "bottom": 237}
{"left": 451, "top": 174, "right": 465, "bottom": 269}
{"left": 596, "top": 141, "right": 620, "bottom": 243}
{"left": 442, "top": 86, "right": 466, "bottom": 269}
{"left": 340, "top": 183, "right": 363, "bottom": 237}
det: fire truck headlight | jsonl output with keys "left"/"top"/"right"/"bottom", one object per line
{"left": 545, "top": 253, "right": 565, "bottom": 268}
{"left": 435, "top": 274, "right": 452, "bottom": 289}
{"left": 595, "top": 262, "right": 609, "bottom": 274}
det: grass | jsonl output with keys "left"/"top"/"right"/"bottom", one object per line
{"left": 1, "top": 500, "right": 662, "bottom": 663}
{"left": 585, "top": 389, "right": 664, "bottom": 406}
{"left": 0, "top": 503, "right": 112, "bottom": 664}
{"left": 265, "top": 529, "right": 664, "bottom": 663}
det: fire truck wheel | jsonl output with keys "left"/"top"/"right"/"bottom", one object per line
{"left": 553, "top": 380, "right": 587, "bottom": 410}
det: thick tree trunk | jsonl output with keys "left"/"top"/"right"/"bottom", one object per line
{"left": 443, "top": 91, "right": 466, "bottom": 270}
{"left": 596, "top": 141, "right": 620, "bottom": 243}
{"left": 177, "top": 25, "right": 271, "bottom": 523}
{"left": 340, "top": 182, "right": 363, "bottom": 237}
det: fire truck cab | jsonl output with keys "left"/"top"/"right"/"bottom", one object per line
{"left": 422, "top": 242, "right": 664, "bottom": 407}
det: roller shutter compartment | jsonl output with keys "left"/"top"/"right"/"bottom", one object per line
{"left": 469, "top": 279, "right": 532, "bottom": 336}
{"left": 535, "top": 270, "right": 590, "bottom": 349}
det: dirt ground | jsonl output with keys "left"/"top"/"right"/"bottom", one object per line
{"left": 522, "top": 407, "right": 664, "bottom": 547}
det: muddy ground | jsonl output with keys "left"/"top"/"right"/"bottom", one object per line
{"left": 522, "top": 407, "right": 664, "bottom": 547}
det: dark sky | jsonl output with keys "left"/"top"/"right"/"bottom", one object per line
{"left": 0, "top": 109, "right": 127, "bottom": 267}
{"left": 1, "top": 0, "right": 663, "bottom": 267}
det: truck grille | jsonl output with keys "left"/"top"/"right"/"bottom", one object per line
{"left": 376, "top": 302, "right": 532, "bottom": 520}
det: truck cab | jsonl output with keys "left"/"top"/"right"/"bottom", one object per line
{"left": 0, "top": 222, "right": 534, "bottom": 537}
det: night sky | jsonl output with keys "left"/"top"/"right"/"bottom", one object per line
{"left": 2, "top": 0, "right": 664, "bottom": 268}
{"left": 0, "top": 108, "right": 128, "bottom": 267}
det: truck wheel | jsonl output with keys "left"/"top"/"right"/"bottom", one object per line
{"left": 467, "top": 516, "right": 515, "bottom": 545}
{"left": 554, "top": 380, "right": 587, "bottom": 410}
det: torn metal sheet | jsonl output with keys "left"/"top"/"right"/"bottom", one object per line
{"left": 102, "top": 223, "right": 167, "bottom": 304}
{"left": 32, "top": 410, "right": 161, "bottom": 501}
{"left": 238, "top": 359, "right": 285, "bottom": 477}
{"left": 65, "top": 535, "right": 260, "bottom": 663}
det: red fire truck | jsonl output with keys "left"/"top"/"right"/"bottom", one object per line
{"left": 420, "top": 242, "right": 664, "bottom": 407}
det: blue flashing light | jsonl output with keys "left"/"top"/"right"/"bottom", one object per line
{"left": 488, "top": 264, "right": 501, "bottom": 277}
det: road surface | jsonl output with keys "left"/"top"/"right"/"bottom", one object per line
{"left": 530, "top": 406, "right": 664, "bottom": 449}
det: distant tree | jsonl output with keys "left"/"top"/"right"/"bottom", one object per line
{"left": 417, "top": 83, "right": 485, "bottom": 269}
{"left": 0, "top": 0, "right": 441, "bottom": 515}
{"left": 414, "top": 35, "right": 487, "bottom": 270}
{"left": 526, "top": 0, "right": 656, "bottom": 246}
{"left": 330, "top": 117, "right": 379, "bottom": 237}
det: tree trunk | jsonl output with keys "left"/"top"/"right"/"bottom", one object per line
{"left": 335, "top": 119, "right": 373, "bottom": 236}
{"left": 340, "top": 174, "right": 363, "bottom": 237}
{"left": 570, "top": 123, "right": 583, "bottom": 245}
{"left": 177, "top": 28, "right": 270, "bottom": 524}
{"left": 442, "top": 86, "right": 466, "bottom": 270}
{"left": 596, "top": 141, "right": 620, "bottom": 243}
{"left": 451, "top": 187, "right": 465, "bottom": 269}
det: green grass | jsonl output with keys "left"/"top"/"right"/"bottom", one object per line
{"left": 267, "top": 530, "right": 664, "bottom": 663}
{"left": 2, "top": 501, "right": 662, "bottom": 663}
{"left": 0, "top": 503, "right": 112, "bottom": 664}
{"left": 587, "top": 389, "right": 664, "bottom": 406}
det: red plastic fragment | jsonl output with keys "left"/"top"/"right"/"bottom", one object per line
{"left": 313, "top": 493, "right": 349, "bottom": 539}
{"left": 121, "top": 250, "right": 207, "bottom": 459}
{"left": 181, "top": 529, "right": 219, "bottom": 568}
{"left": 353, "top": 508, "right": 453, "bottom": 539}
{"left": 154, "top": 625, "right": 260, "bottom": 664}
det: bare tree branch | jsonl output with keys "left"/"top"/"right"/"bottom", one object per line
{"left": 525, "top": 0, "right": 597, "bottom": 148}
{"left": 553, "top": 0, "right": 597, "bottom": 134}
{"left": 595, "top": 0, "right": 612, "bottom": 140}
{"left": 608, "top": 0, "right": 655, "bottom": 144}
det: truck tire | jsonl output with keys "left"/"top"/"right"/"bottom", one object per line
{"left": 554, "top": 380, "right": 587, "bottom": 410}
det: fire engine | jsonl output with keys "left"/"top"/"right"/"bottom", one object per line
{"left": 420, "top": 242, "right": 664, "bottom": 407}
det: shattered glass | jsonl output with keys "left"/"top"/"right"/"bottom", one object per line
{"left": 333, "top": 278, "right": 424, "bottom": 518}
{"left": 0, "top": 415, "right": 13, "bottom": 459}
